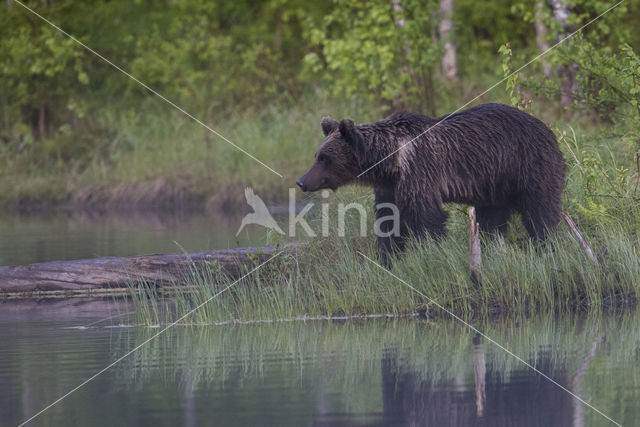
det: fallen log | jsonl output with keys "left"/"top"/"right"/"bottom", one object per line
{"left": 0, "top": 242, "right": 300, "bottom": 299}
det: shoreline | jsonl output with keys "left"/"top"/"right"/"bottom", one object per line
{"left": 1, "top": 175, "right": 291, "bottom": 216}
{"left": 1, "top": 292, "right": 636, "bottom": 320}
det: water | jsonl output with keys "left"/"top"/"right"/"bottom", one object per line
{"left": 1, "top": 302, "right": 638, "bottom": 427}
{"left": 0, "top": 211, "right": 273, "bottom": 266}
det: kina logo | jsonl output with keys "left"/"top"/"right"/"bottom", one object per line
{"left": 236, "top": 188, "right": 285, "bottom": 236}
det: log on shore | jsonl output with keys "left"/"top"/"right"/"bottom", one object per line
{"left": 0, "top": 243, "right": 299, "bottom": 299}
{"left": 561, "top": 211, "right": 600, "bottom": 265}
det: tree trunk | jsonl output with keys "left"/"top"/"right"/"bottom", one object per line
{"left": 0, "top": 243, "right": 300, "bottom": 299}
{"left": 421, "top": 69, "right": 438, "bottom": 117}
{"left": 534, "top": 1, "right": 552, "bottom": 78}
{"left": 389, "top": 0, "right": 411, "bottom": 111}
{"left": 38, "top": 102, "right": 46, "bottom": 140}
{"left": 438, "top": 0, "right": 458, "bottom": 82}
{"left": 390, "top": 0, "right": 437, "bottom": 115}
{"left": 551, "top": 0, "right": 577, "bottom": 108}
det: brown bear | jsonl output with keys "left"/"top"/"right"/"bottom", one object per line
{"left": 296, "top": 103, "right": 565, "bottom": 267}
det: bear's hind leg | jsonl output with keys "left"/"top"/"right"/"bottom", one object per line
{"left": 476, "top": 206, "right": 512, "bottom": 237}
{"left": 519, "top": 200, "right": 561, "bottom": 241}
{"left": 405, "top": 203, "right": 449, "bottom": 242}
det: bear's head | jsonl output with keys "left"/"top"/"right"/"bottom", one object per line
{"left": 296, "top": 116, "right": 363, "bottom": 192}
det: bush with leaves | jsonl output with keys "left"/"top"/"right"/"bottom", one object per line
{"left": 303, "top": 0, "right": 442, "bottom": 114}
{"left": 0, "top": 6, "right": 89, "bottom": 144}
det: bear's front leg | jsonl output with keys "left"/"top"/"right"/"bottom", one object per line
{"left": 374, "top": 186, "right": 401, "bottom": 268}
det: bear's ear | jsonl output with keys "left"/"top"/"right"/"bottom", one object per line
{"left": 339, "top": 118, "right": 365, "bottom": 155}
{"left": 321, "top": 116, "right": 339, "bottom": 136}
{"left": 338, "top": 118, "right": 358, "bottom": 145}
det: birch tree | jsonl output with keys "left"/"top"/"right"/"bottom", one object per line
{"left": 551, "top": 0, "right": 577, "bottom": 108}
{"left": 438, "top": 0, "right": 458, "bottom": 81}
{"left": 534, "top": 1, "right": 551, "bottom": 78}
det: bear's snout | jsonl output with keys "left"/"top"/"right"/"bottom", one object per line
{"left": 296, "top": 172, "right": 329, "bottom": 192}
{"left": 296, "top": 179, "right": 307, "bottom": 192}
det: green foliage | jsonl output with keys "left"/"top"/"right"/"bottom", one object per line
{"left": 501, "top": 0, "right": 640, "bottom": 226}
{"left": 303, "top": 0, "right": 441, "bottom": 114}
{"left": 0, "top": 3, "right": 89, "bottom": 139}
{"left": 456, "top": 0, "right": 537, "bottom": 75}
{"left": 554, "top": 0, "right": 631, "bottom": 47}
{"left": 126, "top": 1, "right": 315, "bottom": 116}
{"left": 498, "top": 42, "right": 532, "bottom": 111}
{"left": 0, "top": 0, "right": 323, "bottom": 155}
{"left": 570, "top": 42, "right": 640, "bottom": 127}
{"left": 513, "top": 0, "right": 638, "bottom": 129}
{"left": 559, "top": 127, "right": 640, "bottom": 229}
{"left": 2, "top": 0, "right": 640, "bottom": 213}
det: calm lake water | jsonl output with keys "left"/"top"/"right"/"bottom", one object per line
{"left": 0, "top": 210, "right": 273, "bottom": 266}
{"left": 1, "top": 303, "right": 638, "bottom": 427}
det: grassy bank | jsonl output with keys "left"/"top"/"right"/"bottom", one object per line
{"left": 130, "top": 219, "right": 640, "bottom": 324}
{"left": 127, "top": 147, "right": 640, "bottom": 322}
{"left": 0, "top": 95, "right": 390, "bottom": 211}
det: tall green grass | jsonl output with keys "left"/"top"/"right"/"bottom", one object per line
{"left": 127, "top": 185, "right": 640, "bottom": 323}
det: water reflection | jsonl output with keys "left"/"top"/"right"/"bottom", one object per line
{"left": 376, "top": 342, "right": 595, "bottom": 427}
{"left": 2, "top": 308, "right": 637, "bottom": 426}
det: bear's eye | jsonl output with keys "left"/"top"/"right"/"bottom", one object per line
{"left": 318, "top": 154, "right": 330, "bottom": 166}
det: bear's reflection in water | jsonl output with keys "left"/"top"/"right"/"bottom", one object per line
{"left": 312, "top": 335, "right": 598, "bottom": 427}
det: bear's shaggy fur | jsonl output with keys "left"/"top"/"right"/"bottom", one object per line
{"left": 297, "top": 103, "right": 565, "bottom": 266}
